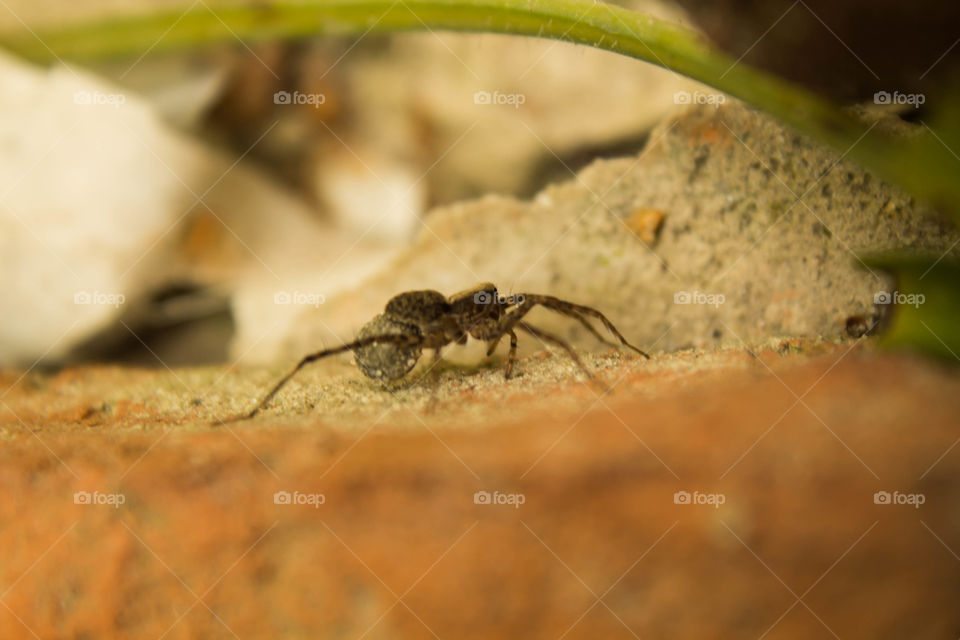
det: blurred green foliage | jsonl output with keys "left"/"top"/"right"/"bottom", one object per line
{"left": 866, "top": 257, "right": 960, "bottom": 361}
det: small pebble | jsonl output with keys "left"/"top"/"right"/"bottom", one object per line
{"left": 626, "top": 207, "right": 666, "bottom": 245}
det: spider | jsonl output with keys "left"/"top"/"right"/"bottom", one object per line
{"left": 225, "top": 283, "right": 649, "bottom": 422}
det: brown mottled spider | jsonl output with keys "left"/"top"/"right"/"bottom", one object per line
{"left": 226, "top": 283, "right": 649, "bottom": 422}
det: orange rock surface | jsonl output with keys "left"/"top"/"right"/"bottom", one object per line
{"left": 0, "top": 344, "right": 957, "bottom": 638}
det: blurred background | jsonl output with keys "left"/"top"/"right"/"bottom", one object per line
{"left": 3, "top": 0, "right": 956, "bottom": 371}
{"left": 0, "top": 0, "right": 700, "bottom": 368}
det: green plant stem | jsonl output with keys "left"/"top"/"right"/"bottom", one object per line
{"left": 1, "top": 0, "right": 958, "bottom": 220}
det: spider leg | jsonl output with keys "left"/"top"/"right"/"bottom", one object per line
{"left": 516, "top": 321, "right": 609, "bottom": 392}
{"left": 516, "top": 294, "right": 650, "bottom": 359}
{"left": 488, "top": 309, "right": 605, "bottom": 354}
{"left": 220, "top": 333, "right": 421, "bottom": 423}
{"left": 504, "top": 329, "right": 519, "bottom": 379}
{"left": 484, "top": 327, "right": 519, "bottom": 377}
{"left": 499, "top": 296, "right": 614, "bottom": 348}
{"left": 552, "top": 308, "right": 622, "bottom": 350}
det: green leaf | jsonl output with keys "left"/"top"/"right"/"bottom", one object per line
{"left": 866, "top": 255, "right": 960, "bottom": 362}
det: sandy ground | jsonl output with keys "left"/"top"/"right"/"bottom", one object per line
{"left": 5, "top": 335, "right": 843, "bottom": 434}
{"left": 1, "top": 337, "right": 959, "bottom": 638}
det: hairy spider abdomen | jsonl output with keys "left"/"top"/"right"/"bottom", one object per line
{"left": 353, "top": 314, "right": 422, "bottom": 380}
